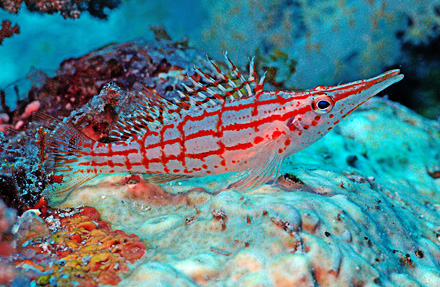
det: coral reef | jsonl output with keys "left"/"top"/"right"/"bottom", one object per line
{"left": 0, "top": 40, "right": 206, "bottom": 210}
{"left": 55, "top": 98, "right": 440, "bottom": 286}
{"left": 0, "top": 0, "right": 120, "bottom": 19}
{"left": 10, "top": 206, "right": 146, "bottom": 286}
{"left": 0, "top": 20, "right": 18, "bottom": 44}
{"left": 1, "top": 37, "right": 440, "bottom": 285}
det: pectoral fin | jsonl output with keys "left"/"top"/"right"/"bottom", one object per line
{"left": 227, "top": 141, "right": 284, "bottom": 192}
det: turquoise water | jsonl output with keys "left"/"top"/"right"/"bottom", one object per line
{"left": 1, "top": 0, "right": 439, "bottom": 116}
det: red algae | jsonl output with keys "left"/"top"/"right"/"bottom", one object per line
{"left": 14, "top": 206, "right": 146, "bottom": 286}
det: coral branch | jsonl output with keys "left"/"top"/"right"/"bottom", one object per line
{"left": 0, "top": 0, "right": 120, "bottom": 19}
{"left": 0, "top": 20, "right": 19, "bottom": 45}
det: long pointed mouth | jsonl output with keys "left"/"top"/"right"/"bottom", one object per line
{"left": 362, "top": 69, "right": 404, "bottom": 103}
{"left": 337, "top": 69, "right": 404, "bottom": 118}
{"left": 367, "top": 69, "right": 404, "bottom": 91}
{"left": 335, "top": 69, "right": 404, "bottom": 93}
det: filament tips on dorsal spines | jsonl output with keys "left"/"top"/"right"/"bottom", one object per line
{"left": 189, "top": 75, "right": 204, "bottom": 89}
{"left": 194, "top": 66, "right": 215, "bottom": 84}
{"left": 225, "top": 54, "right": 245, "bottom": 83}
{"left": 181, "top": 82, "right": 195, "bottom": 93}
{"left": 176, "top": 90, "right": 186, "bottom": 99}
{"left": 177, "top": 53, "right": 265, "bottom": 110}
{"left": 249, "top": 57, "right": 256, "bottom": 82}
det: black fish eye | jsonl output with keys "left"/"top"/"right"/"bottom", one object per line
{"left": 317, "top": 100, "right": 330, "bottom": 110}
{"left": 312, "top": 94, "right": 334, "bottom": 114}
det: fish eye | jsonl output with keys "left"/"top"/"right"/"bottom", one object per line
{"left": 312, "top": 94, "right": 334, "bottom": 114}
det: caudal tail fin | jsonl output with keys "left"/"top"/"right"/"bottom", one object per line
{"left": 35, "top": 114, "right": 98, "bottom": 206}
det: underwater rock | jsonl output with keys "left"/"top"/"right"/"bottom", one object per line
{"left": 28, "top": 40, "right": 206, "bottom": 136}
{"left": 0, "top": 40, "right": 204, "bottom": 140}
{"left": 50, "top": 97, "right": 440, "bottom": 286}
{"left": 15, "top": 209, "right": 49, "bottom": 250}
{"left": 0, "top": 198, "right": 16, "bottom": 260}
{"left": 0, "top": 198, "right": 16, "bottom": 238}
{"left": 0, "top": 263, "right": 16, "bottom": 285}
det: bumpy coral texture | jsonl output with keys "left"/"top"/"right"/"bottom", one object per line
{"left": 14, "top": 206, "right": 146, "bottom": 286}
{"left": 57, "top": 98, "right": 440, "bottom": 286}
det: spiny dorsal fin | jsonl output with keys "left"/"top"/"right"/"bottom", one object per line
{"left": 109, "top": 54, "right": 266, "bottom": 142}
{"left": 177, "top": 52, "right": 266, "bottom": 107}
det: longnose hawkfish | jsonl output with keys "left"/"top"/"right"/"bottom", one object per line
{"left": 41, "top": 54, "right": 403, "bottom": 205}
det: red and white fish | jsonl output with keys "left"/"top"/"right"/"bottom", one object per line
{"left": 43, "top": 54, "right": 403, "bottom": 204}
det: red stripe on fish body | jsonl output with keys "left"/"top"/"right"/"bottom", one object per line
{"left": 89, "top": 68, "right": 404, "bottom": 178}
{"left": 87, "top": 93, "right": 288, "bottom": 175}
{"left": 100, "top": 91, "right": 306, "bottom": 175}
{"left": 43, "top": 55, "right": 404, "bottom": 205}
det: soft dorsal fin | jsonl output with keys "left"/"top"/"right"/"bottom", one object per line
{"left": 109, "top": 54, "right": 267, "bottom": 141}
{"left": 108, "top": 83, "right": 180, "bottom": 141}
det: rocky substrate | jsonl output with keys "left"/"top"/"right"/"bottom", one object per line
{"left": 57, "top": 97, "right": 440, "bottom": 286}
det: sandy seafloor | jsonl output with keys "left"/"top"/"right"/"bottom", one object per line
{"left": 55, "top": 97, "right": 440, "bottom": 286}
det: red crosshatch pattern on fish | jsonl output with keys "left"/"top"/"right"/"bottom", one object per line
{"left": 39, "top": 53, "right": 404, "bottom": 205}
